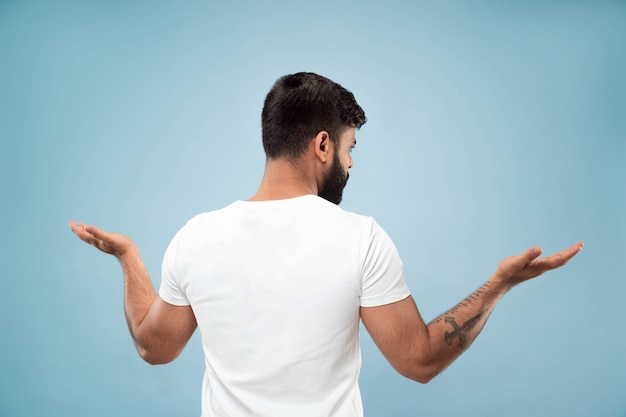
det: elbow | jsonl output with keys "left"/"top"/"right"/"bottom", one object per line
{"left": 136, "top": 345, "right": 177, "bottom": 365}
{"left": 401, "top": 367, "right": 438, "bottom": 384}
{"left": 141, "top": 354, "right": 172, "bottom": 366}
{"left": 412, "top": 371, "right": 437, "bottom": 384}
{"left": 393, "top": 358, "right": 441, "bottom": 384}
{"left": 398, "top": 339, "right": 447, "bottom": 384}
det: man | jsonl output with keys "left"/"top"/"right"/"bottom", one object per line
{"left": 70, "top": 72, "right": 582, "bottom": 417}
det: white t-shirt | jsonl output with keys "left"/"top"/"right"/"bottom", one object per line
{"left": 159, "top": 195, "right": 410, "bottom": 417}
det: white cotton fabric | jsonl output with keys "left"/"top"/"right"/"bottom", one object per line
{"left": 159, "top": 194, "right": 410, "bottom": 417}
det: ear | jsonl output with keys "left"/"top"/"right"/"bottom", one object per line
{"left": 313, "top": 131, "right": 331, "bottom": 163}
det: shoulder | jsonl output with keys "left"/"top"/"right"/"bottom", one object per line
{"left": 168, "top": 204, "right": 238, "bottom": 245}
{"left": 303, "top": 197, "right": 386, "bottom": 245}
{"left": 180, "top": 202, "right": 242, "bottom": 230}
{"left": 309, "top": 195, "right": 373, "bottom": 224}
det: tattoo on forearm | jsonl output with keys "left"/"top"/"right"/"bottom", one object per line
{"left": 443, "top": 312, "right": 485, "bottom": 349}
{"left": 432, "top": 281, "right": 492, "bottom": 325}
{"left": 428, "top": 281, "right": 494, "bottom": 349}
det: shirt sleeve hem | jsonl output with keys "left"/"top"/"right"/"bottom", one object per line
{"left": 359, "top": 290, "right": 411, "bottom": 308}
{"left": 158, "top": 287, "right": 191, "bottom": 307}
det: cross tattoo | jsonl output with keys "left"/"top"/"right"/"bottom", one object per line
{"left": 443, "top": 312, "right": 485, "bottom": 349}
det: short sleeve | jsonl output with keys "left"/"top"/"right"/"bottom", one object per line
{"left": 360, "top": 220, "right": 411, "bottom": 307}
{"left": 159, "top": 231, "right": 191, "bottom": 306}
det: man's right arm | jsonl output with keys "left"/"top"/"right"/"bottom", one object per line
{"left": 70, "top": 221, "right": 197, "bottom": 364}
{"left": 360, "top": 242, "right": 582, "bottom": 383}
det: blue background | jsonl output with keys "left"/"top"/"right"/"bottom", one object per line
{"left": 1, "top": 1, "right": 625, "bottom": 416}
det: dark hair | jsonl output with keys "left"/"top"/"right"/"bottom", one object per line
{"left": 261, "top": 72, "right": 367, "bottom": 160}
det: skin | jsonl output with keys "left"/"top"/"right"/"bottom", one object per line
{"left": 69, "top": 127, "right": 583, "bottom": 380}
{"left": 69, "top": 222, "right": 197, "bottom": 364}
{"left": 250, "top": 128, "right": 355, "bottom": 202}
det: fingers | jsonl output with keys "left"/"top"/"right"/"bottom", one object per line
{"left": 69, "top": 220, "right": 135, "bottom": 257}
{"left": 69, "top": 220, "right": 92, "bottom": 242}
{"left": 69, "top": 220, "right": 116, "bottom": 255}
{"left": 69, "top": 220, "right": 110, "bottom": 242}
{"left": 532, "top": 242, "right": 583, "bottom": 271}
{"left": 83, "top": 224, "right": 109, "bottom": 241}
{"left": 495, "top": 241, "right": 583, "bottom": 285}
{"left": 68, "top": 220, "right": 80, "bottom": 233}
{"left": 521, "top": 242, "right": 583, "bottom": 281}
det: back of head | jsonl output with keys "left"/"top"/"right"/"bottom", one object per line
{"left": 262, "top": 72, "right": 367, "bottom": 160}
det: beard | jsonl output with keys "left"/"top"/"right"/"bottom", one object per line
{"left": 318, "top": 152, "right": 349, "bottom": 205}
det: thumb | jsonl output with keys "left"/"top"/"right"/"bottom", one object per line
{"left": 496, "top": 246, "right": 548, "bottom": 285}
{"left": 517, "top": 246, "right": 543, "bottom": 267}
{"left": 84, "top": 224, "right": 108, "bottom": 240}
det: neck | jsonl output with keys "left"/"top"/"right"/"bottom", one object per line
{"left": 249, "top": 157, "right": 319, "bottom": 201}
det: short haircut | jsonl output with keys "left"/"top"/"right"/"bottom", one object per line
{"left": 261, "top": 72, "right": 367, "bottom": 160}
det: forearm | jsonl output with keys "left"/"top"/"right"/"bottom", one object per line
{"left": 418, "top": 277, "right": 511, "bottom": 381}
{"left": 118, "top": 246, "right": 157, "bottom": 347}
{"left": 118, "top": 246, "right": 197, "bottom": 365}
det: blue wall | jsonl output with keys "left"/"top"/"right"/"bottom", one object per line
{"left": 1, "top": 1, "right": 624, "bottom": 416}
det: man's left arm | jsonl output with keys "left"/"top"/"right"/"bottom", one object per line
{"left": 361, "top": 242, "right": 583, "bottom": 383}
